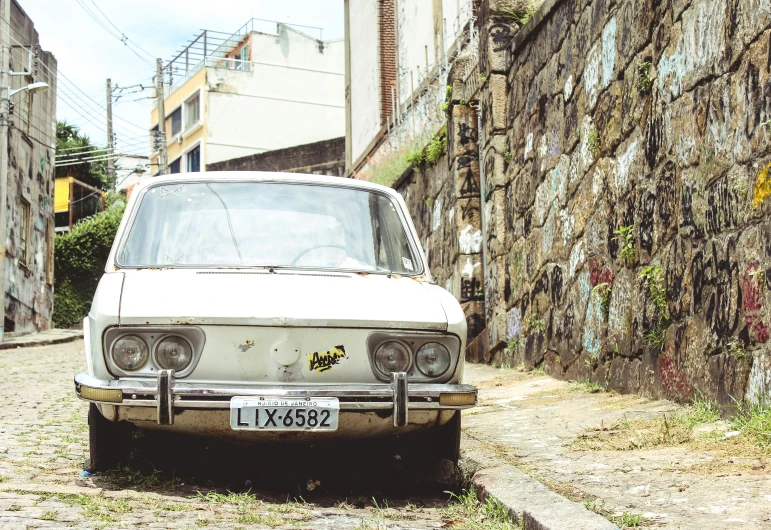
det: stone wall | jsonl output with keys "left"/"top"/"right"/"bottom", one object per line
{"left": 207, "top": 137, "right": 345, "bottom": 177}
{"left": 476, "top": 0, "right": 771, "bottom": 408}
{"left": 394, "top": 103, "right": 486, "bottom": 343}
{"left": 392, "top": 0, "right": 771, "bottom": 408}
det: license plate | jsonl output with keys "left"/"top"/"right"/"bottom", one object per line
{"left": 229, "top": 397, "right": 339, "bottom": 431}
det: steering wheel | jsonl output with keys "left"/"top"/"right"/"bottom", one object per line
{"left": 290, "top": 244, "right": 347, "bottom": 265}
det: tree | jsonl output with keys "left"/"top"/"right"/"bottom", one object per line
{"left": 55, "top": 120, "right": 112, "bottom": 189}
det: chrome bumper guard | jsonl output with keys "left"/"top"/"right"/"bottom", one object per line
{"left": 74, "top": 371, "right": 477, "bottom": 427}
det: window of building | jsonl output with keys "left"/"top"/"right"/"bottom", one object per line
{"left": 19, "top": 199, "right": 30, "bottom": 268}
{"left": 169, "top": 157, "right": 181, "bottom": 174}
{"left": 184, "top": 93, "right": 200, "bottom": 130}
{"left": 186, "top": 145, "right": 201, "bottom": 173}
{"left": 46, "top": 218, "right": 54, "bottom": 285}
{"left": 170, "top": 107, "right": 182, "bottom": 137}
{"left": 235, "top": 43, "right": 249, "bottom": 70}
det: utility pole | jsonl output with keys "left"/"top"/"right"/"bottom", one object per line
{"left": 106, "top": 78, "right": 114, "bottom": 189}
{"left": 0, "top": 0, "right": 11, "bottom": 343}
{"left": 155, "top": 59, "right": 167, "bottom": 175}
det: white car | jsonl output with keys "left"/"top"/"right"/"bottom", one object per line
{"left": 74, "top": 172, "right": 477, "bottom": 472}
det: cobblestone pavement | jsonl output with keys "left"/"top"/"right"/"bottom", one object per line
{"left": 0, "top": 340, "right": 497, "bottom": 530}
{"left": 463, "top": 364, "right": 771, "bottom": 529}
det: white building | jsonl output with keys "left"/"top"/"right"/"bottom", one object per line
{"left": 344, "top": 0, "right": 475, "bottom": 177}
{"left": 114, "top": 154, "right": 150, "bottom": 193}
{"left": 151, "top": 19, "right": 345, "bottom": 174}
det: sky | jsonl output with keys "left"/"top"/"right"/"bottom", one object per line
{"left": 19, "top": 0, "right": 344, "bottom": 156}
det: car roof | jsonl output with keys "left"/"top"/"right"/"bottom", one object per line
{"left": 132, "top": 171, "right": 397, "bottom": 196}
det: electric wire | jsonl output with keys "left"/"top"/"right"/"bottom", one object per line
{"left": 74, "top": 0, "right": 155, "bottom": 66}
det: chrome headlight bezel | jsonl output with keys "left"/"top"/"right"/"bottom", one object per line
{"left": 103, "top": 326, "right": 205, "bottom": 378}
{"left": 366, "top": 331, "right": 461, "bottom": 383}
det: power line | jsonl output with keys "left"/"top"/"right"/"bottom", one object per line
{"left": 87, "top": 0, "right": 156, "bottom": 60}
{"left": 74, "top": 0, "right": 154, "bottom": 66}
{"left": 0, "top": 25, "right": 150, "bottom": 135}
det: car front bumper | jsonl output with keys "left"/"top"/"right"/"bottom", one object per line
{"left": 74, "top": 370, "right": 477, "bottom": 428}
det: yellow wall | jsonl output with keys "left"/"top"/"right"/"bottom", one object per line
{"left": 150, "top": 67, "right": 206, "bottom": 173}
{"left": 54, "top": 177, "right": 71, "bottom": 213}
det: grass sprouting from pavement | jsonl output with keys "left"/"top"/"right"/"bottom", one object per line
{"left": 732, "top": 402, "right": 771, "bottom": 449}
{"left": 572, "top": 398, "right": 722, "bottom": 451}
{"left": 584, "top": 499, "right": 648, "bottom": 528}
{"left": 443, "top": 489, "right": 521, "bottom": 529}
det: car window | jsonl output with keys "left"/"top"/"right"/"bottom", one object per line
{"left": 117, "top": 182, "right": 421, "bottom": 275}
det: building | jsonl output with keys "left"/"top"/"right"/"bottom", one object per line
{"left": 53, "top": 177, "right": 104, "bottom": 232}
{"left": 1, "top": 0, "right": 57, "bottom": 334}
{"left": 344, "top": 0, "right": 476, "bottom": 177}
{"left": 114, "top": 153, "right": 150, "bottom": 194}
{"left": 150, "top": 19, "right": 345, "bottom": 175}
{"left": 206, "top": 136, "right": 344, "bottom": 176}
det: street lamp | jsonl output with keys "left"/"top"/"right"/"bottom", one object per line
{"left": 8, "top": 81, "right": 48, "bottom": 98}
{"left": 0, "top": 80, "right": 49, "bottom": 342}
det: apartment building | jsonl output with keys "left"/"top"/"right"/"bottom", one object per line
{"left": 150, "top": 19, "right": 345, "bottom": 174}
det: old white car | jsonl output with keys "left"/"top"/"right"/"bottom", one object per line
{"left": 74, "top": 172, "right": 476, "bottom": 472}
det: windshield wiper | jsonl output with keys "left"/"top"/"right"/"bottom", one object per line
{"left": 206, "top": 183, "right": 243, "bottom": 263}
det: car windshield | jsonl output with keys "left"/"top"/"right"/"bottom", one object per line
{"left": 117, "top": 181, "right": 421, "bottom": 274}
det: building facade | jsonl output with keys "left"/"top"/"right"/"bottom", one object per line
{"left": 207, "top": 136, "right": 344, "bottom": 176}
{"left": 150, "top": 19, "right": 345, "bottom": 175}
{"left": 344, "top": 0, "right": 476, "bottom": 177}
{"left": 3, "top": 0, "right": 57, "bottom": 333}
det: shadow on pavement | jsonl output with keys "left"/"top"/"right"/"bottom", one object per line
{"left": 88, "top": 427, "right": 458, "bottom": 504}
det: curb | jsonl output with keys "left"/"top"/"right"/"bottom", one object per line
{"left": 459, "top": 450, "right": 618, "bottom": 530}
{"left": 0, "top": 331, "right": 84, "bottom": 350}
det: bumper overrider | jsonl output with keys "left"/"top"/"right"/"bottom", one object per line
{"left": 74, "top": 371, "right": 477, "bottom": 427}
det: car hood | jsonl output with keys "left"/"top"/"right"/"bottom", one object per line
{"left": 117, "top": 269, "right": 448, "bottom": 330}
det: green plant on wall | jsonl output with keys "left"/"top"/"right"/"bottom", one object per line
{"left": 528, "top": 313, "right": 546, "bottom": 333}
{"left": 613, "top": 225, "right": 636, "bottom": 263}
{"left": 424, "top": 135, "right": 447, "bottom": 165}
{"left": 638, "top": 264, "right": 669, "bottom": 348}
{"left": 749, "top": 266, "right": 767, "bottom": 287}
{"left": 406, "top": 130, "right": 447, "bottom": 171}
{"left": 478, "top": 74, "right": 488, "bottom": 85}
{"left": 637, "top": 61, "right": 652, "bottom": 94}
{"left": 727, "top": 339, "right": 748, "bottom": 361}
{"left": 592, "top": 282, "right": 612, "bottom": 319}
{"left": 502, "top": 1, "right": 538, "bottom": 26}
{"left": 406, "top": 149, "right": 426, "bottom": 168}
{"left": 587, "top": 128, "right": 601, "bottom": 158}
{"left": 503, "top": 150, "right": 513, "bottom": 164}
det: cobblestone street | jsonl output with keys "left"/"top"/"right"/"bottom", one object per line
{"left": 0, "top": 340, "right": 489, "bottom": 530}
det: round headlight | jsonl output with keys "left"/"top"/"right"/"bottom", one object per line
{"left": 416, "top": 342, "right": 451, "bottom": 377}
{"left": 155, "top": 336, "right": 193, "bottom": 372}
{"left": 112, "top": 335, "right": 149, "bottom": 371}
{"left": 374, "top": 340, "right": 411, "bottom": 375}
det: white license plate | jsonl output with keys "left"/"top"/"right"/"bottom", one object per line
{"left": 229, "top": 397, "right": 339, "bottom": 431}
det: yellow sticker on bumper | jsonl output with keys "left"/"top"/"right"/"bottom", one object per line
{"left": 308, "top": 346, "right": 347, "bottom": 373}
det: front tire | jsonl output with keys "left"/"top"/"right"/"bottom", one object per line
{"left": 84, "top": 404, "right": 129, "bottom": 473}
{"left": 431, "top": 411, "right": 461, "bottom": 464}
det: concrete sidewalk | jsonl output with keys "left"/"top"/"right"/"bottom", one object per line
{"left": 0, "top": 328, "right": 83, "bottom": 350}
{"left": 459, "top": 364, "right": 771, "bottom": 529}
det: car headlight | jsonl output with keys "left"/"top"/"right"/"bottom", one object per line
{"left": 374, "top": 340, "right": 411, "bottom": 375}
{"left": 415, "top": 342, "right": 451, "bottom": 377}
{"left": 112, "top": 335, "right": 149, "bottom": 371}
{"left": 155, "top": 335, "right": 193, "bottom": 372}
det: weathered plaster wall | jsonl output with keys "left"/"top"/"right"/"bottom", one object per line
{"left": 476, "top": 0, "right": 771, "bottom": 407}
{"left": 6, "top": 0, "right": 56, "bottom": 333}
